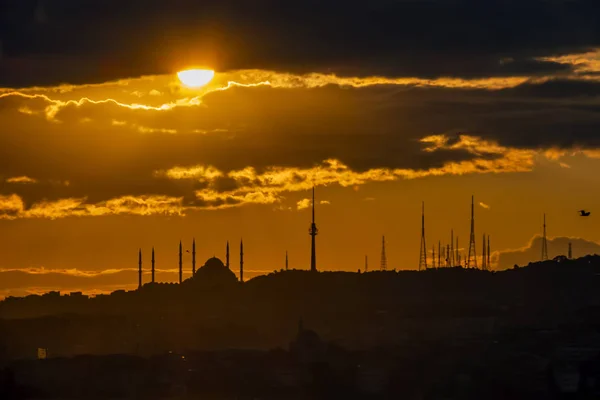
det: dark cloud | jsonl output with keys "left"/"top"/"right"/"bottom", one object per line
{"left": 1, "top": 0, "right": 600, "bottom": 86}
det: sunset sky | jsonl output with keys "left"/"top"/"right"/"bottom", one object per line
{"left": 2, "top": 0, "right": 600, "bottom": 297}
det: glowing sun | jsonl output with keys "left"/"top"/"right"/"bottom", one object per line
{"left": 177, "top": 69, "right": 215, "bottom": 88}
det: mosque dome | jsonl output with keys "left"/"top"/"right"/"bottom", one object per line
{"left": 187, "top": 256, "right": 238, "bottom": 288}
{"left": 204, "top": 257, "right": 226, "bottom": 269}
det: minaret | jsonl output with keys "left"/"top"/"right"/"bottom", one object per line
{"left": 309, "top": 186, "right": 318, "bottom": 272}
{"left": 226, "top": 241, "right": 230, "bottom": 269}
{"left": 240, "top": 239, "right": 244, "bottom": 283}
{"left": 286, "top": 251, "right": 289, "bottom": 271}
{"left": 541, "top": 213, "right": 548, "bottom": 261}
{"left": 138, "top": 249, "right": 142, "bottom": 290}
{"left": 467, "top": 195, "right": 477, "bottom": 269}
{"left": 380, "top": 236, "right": 387, "bottom": 271}
{"left": 568, "top": 242, "right": 572, "bottom": 259}
{"left": 364, "top": 255, "right": 368, "bottom": 272}
{"left": 178, "top": 240, "right": 183, "bottom": 284}
{"left": 192, "top": 238, "right": 196, "bottom": 275}
{"left": 151, "top": 247, "right": 155, "bottom": 283}
{"left": 418, "top": 201, "right": 427, "bottom": 270}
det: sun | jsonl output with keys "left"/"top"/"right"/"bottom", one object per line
{"left": 177, "top": 69, "right": 215, "bottom": 88}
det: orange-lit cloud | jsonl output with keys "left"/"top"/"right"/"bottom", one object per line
{"left": 0, "top": 195, "right": 184, "bottom": 220}
{"left": 6, "top": 176, "right": 38, "bottom": 184}
{"left": 296, "top": 199, "right": 311, "bottom": 210}
{"left": 0, "top": 70, "right": 541, "bottom": 124}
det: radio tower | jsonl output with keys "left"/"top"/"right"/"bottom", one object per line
{"left": 455, "top": 236, "right": 459, "bottom": 267}
{"left": 309, "top": 187, "right": 318, "bottom": 272}
{"left": 487, "top": 236, "right": 491, "bottom": 268}
{"left": 467, "top": 195, "right": 478, "bottom": 269}
{"left": 380, "top": 236, "right": 387, "bottom": 271}
{"left": 418, "top": 202, "right": 427, "bottom": 270}
{"left": 226, "top": 241, "right": 230, "bottom": 269}
{"left": 482, "top": 234, "right": 487, "bottom": 270}
{"left": 568, "top": 242, "right": 572, "bottom": 259}
{"left": 178, "top": 240, "right": 183, "bottom": 283}
{"left": 240, "top": 239, "right": 244, "bottom": 283}
{"left": 138, "top": 249, "right": 142, "bottom": 290}
{"left": 151, "top": 247, "right": 155, "bottom": 283}
{"left": 450, "top": 229, "right": 454, "bottom": 267}
{"left": 192, "top": 238, "right": 196, "bottom": 275}
{"left": 364, "top": 255, "right": 368, "bottom": 272}
{"left": 541, "top": 213, "right": 548, "bottom": 261}
{"left": 286, "top": 251, "right": 289, "bottom": 271}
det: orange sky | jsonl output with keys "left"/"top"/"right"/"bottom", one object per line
{"left": 2, "top": 61, "right": 600, "bottom": 297}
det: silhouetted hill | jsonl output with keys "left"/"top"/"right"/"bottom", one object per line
{"left": 1, "top": 256, "right": 600, "bottom": 361}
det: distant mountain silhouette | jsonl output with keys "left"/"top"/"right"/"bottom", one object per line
{"left": 496, "top": 235, "right": 600, "bottom": 270}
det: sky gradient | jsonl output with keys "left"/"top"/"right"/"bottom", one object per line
{"left": 2, "top": 0, "right": 600, "bottom": 297}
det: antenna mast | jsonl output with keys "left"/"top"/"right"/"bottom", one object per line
{"left": 418, "top": 202, "right": 427, "bottom": 270}
{"left": 467, "top": 195, "right": 478, "bottom": 269}
{"left": 541, "top": 213, "right": 548, "bottom": 261}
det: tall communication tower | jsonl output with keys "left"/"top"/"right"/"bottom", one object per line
{"left": 151, "top": 247, "right": 155, "bottom": 283}
{"left": 450, "top": 229, "right": 454, "bottom": 267}
{"left": 364, "top": 255, "right": 368, "bottom": 272}
{"left": 138, "top": 249, "right": 142, "bottom": 290}
{"left": 286, "top": 251, "right": 289, "bottom": 270}
{"left": 487, "top": 235, "right": 491, "bottom": 268}
{"left": 309, "top": 187, "right": 318, "bottom": 272}
{"left": 541, "top": 213, "right": 549, "bottom": 261}
{"left": 467, "top": 195, "right": 478, "bottom": 269}
{"left": 418, "top": 202, "right": 427, "bottom": 270}
{"left": 192, "top": 238, "right": 196, "bottom": 275}
{"left": 455, "top": 236, "right": 459, "bottom": 267}
{"left": 178, "top": 240, "right": 183, "bottom": 284}
{"left": 568, "top": 242, "right": 572, "bottom": 259}
{"left": 482, "top": 234, "right": 487, "bottom": 270}
{"left": 380, "top": 236, "right": 387, "bottom": 271}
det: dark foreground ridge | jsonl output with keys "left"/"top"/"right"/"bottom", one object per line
{"left": 1, "top": 256, "right": 600, "bottom": 398}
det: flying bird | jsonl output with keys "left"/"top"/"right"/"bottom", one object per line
{"left": 579, "top": 210, "right": 591, "bottom": 217}
{"left": 186, "top": 250, "right": 190, "bottom": 253}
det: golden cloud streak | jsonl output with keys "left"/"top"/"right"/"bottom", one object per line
{"left": 6, "top": 176, "right": 38, "bottom": 184}
{"left": 0, "top": 194, "right": 184, "bottom": 220}
{"left": 0, "top": 70, "right": 537, "bottom": 123}
{"left": 1, "top": 134, "right": 596, "bottom": 220}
